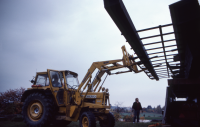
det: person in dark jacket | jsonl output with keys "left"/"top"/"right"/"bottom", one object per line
{"left": 132, "top": 98, "right": 143, "bottom": 123}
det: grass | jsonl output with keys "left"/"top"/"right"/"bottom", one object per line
{"left": 140, "top": 113, "right": 162, "bottom": 118}
{"left": 0, "top": 120, "right": 26, "bottom": 127}
{"left": 120, "top": 112, "right": 163, "bottom": 120}
{"left": 114, "top": 122, "right": 162, "bottom": 127}
{"left": 0, "top": 121, "right": 162, "bottom": 127}
{"left": 0, "top": 113, "right": 162, "bottom": 127}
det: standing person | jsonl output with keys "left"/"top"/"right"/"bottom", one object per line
{"left": 132, "top": 98, "right": 143, "bottom": 123}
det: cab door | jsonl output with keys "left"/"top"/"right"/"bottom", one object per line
{"left": 47, "top": 69, "right": 65, "bottom": 106}
{"left": 63, "top": 86, "right": 71, "bottom": 117}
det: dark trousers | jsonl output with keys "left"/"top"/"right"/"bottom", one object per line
{"left": 133, "top": 110, "right": 140, "bottom": 122}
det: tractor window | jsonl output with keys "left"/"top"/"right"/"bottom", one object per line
{"left": 65, "top": 73, "right": 79, "bottom": 88}
{"left": 46, "top": 77, "right": 49, "bottom": 86}
{"left": 36, "top": 74, "right": 49, "bottom": 86}
{"left": 50, "top": 71, "right": 62, "bottom": 87}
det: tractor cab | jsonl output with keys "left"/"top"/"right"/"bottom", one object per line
{"left": 31, "top": 70, "right": 79, "bottom": 89}
{"left": 30, "top": 70, "right": 80, "bottom": 106}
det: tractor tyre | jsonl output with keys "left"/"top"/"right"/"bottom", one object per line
{"left": 22, "top": 92, "right": 54, "bottom": 127}
{"left": 79, "top": 111, "right": 96, "bottom": 127}
{"left": 99, "top": 112, "right": 115, "bottom": 127}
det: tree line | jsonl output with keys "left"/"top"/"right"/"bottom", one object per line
{"left": 112, "top": 102, "right": 164, "bottom": 114}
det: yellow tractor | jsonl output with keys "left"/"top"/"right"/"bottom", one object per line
{"left": 21, "top": 45, "right": 144, "bottom": 127}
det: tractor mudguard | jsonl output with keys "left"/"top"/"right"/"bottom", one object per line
{"left": 21, "top": 89, "right": 53, "bottom": 102}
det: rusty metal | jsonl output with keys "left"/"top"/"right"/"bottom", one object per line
{"left": 140, "top": 34, "right": 162, "bottom": 40}
{"left": 147, "top": 49, "right": 177, "bottom": 55}
{"left": 152, "top": 61, "right": 174, "bottom": 65}
{"left": 104, "top": 0, "right": 159, "bottom": 80}
{"left": 152, "top": 54, "right": 177, "bottom": 58}
{"left": 148, "top": 56, "right": 159, "bottom": 59}
{"left": 137, "top": 26, "right": 160, "bottom": 32}
{"left": 156, "top": 71, "right": 168, "bottom": 74}
{"left": 151, "top": 58, "right": 173, "bottom": 62}
{"left": 143, "top": 39, "right": 176, "bottom": 46}
{"left": 152, "top": 65, "right": 166, "bottom": 68}
{"left": 154, "top": 68, "right": 167, "bottom": 70}
{"left": 146, "top": 45, "right": 177, "bottom": 51}
{"left": 104, "top": 0, "right": 180, "bottom": 80}
{"left": 135, "top": 22, "right": 179, "bottom": 79}
{"left": 160, "top": 25, "right": 169, "bottom": 77}
{"left": 156, "top": 70, "right": 168, "bottom": 73}
{"left": 140, "top": 32, "right": 174, "bottom": 40}
{"left": 157, "top": 73, "right": 169, "bottom": 76}
{"left": 137, "top": 23, "right": 173, "bottom": 32}
{"left": 137, "top": 64, "right": 154, "bottom": 79}
{"left": 166, "top": 62, "right": 175, "bottom": 75}
{"left": 158, "top": 76, "right": 169, "bottom": 78}
{"left": 156, "top": 69, "right": 168, "bottom": 71}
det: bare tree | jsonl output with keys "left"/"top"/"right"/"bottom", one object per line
{"left": 114, "top": 101, "right": 123, "bottom": 113}
{"left": 0, "top": 87, "right": 25, "bottom": 114}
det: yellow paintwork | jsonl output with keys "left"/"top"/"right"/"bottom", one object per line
{"left": 83, "top": 102, "right": 110, "bottom": 109}
{"left": 105, "top": 109, "right": 110, "bottom": 114}
{"left": 82, "top": 116, "right": 89, "bottom": 127}
{"left": 58, "top": 107, "right": 66, "bottom": 114}
{"left": 70, "top": 106, "right": 78, "bottom": 117}
{"left": 27, "top": 101, "right": 43, "bottom": 121}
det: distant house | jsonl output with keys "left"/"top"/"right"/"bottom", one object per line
{"left": 110, "top": 106, "right": 117, "bottom": 110}
{"left": 147, "top": 105, "right": 152, "bottom": 109}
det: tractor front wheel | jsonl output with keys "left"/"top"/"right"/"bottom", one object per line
{"left": 79, "top": 111, "right": 96, "bottom": 127}
{"left": 99, "top": 112, "right": 115, "bottom": 127}
{"left": 22, "top": 93, "right": 54, "bottom": 127}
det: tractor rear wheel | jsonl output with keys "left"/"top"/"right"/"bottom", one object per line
{"left": 79, "top": 111, "right": 96, "bottom": 127}
{"left": 22, "top": 93, "right": 54, "bottom": 127}
{"left": 99, "top": 112, "right": 115, "bottom": 127}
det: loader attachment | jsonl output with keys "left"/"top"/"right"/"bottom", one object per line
{"left": 77, "top": 45, "right": 145, "bottom": 102}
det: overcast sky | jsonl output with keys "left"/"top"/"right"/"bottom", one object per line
{"left": 1, "top": 0, "right": 196, "bottom": 108}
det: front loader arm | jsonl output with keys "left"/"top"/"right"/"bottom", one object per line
{"left": 77, "top": 59, "right": 123, "bottom": 92}
{"left": 77, "top": 45, "right": 145, "bottom": 101}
